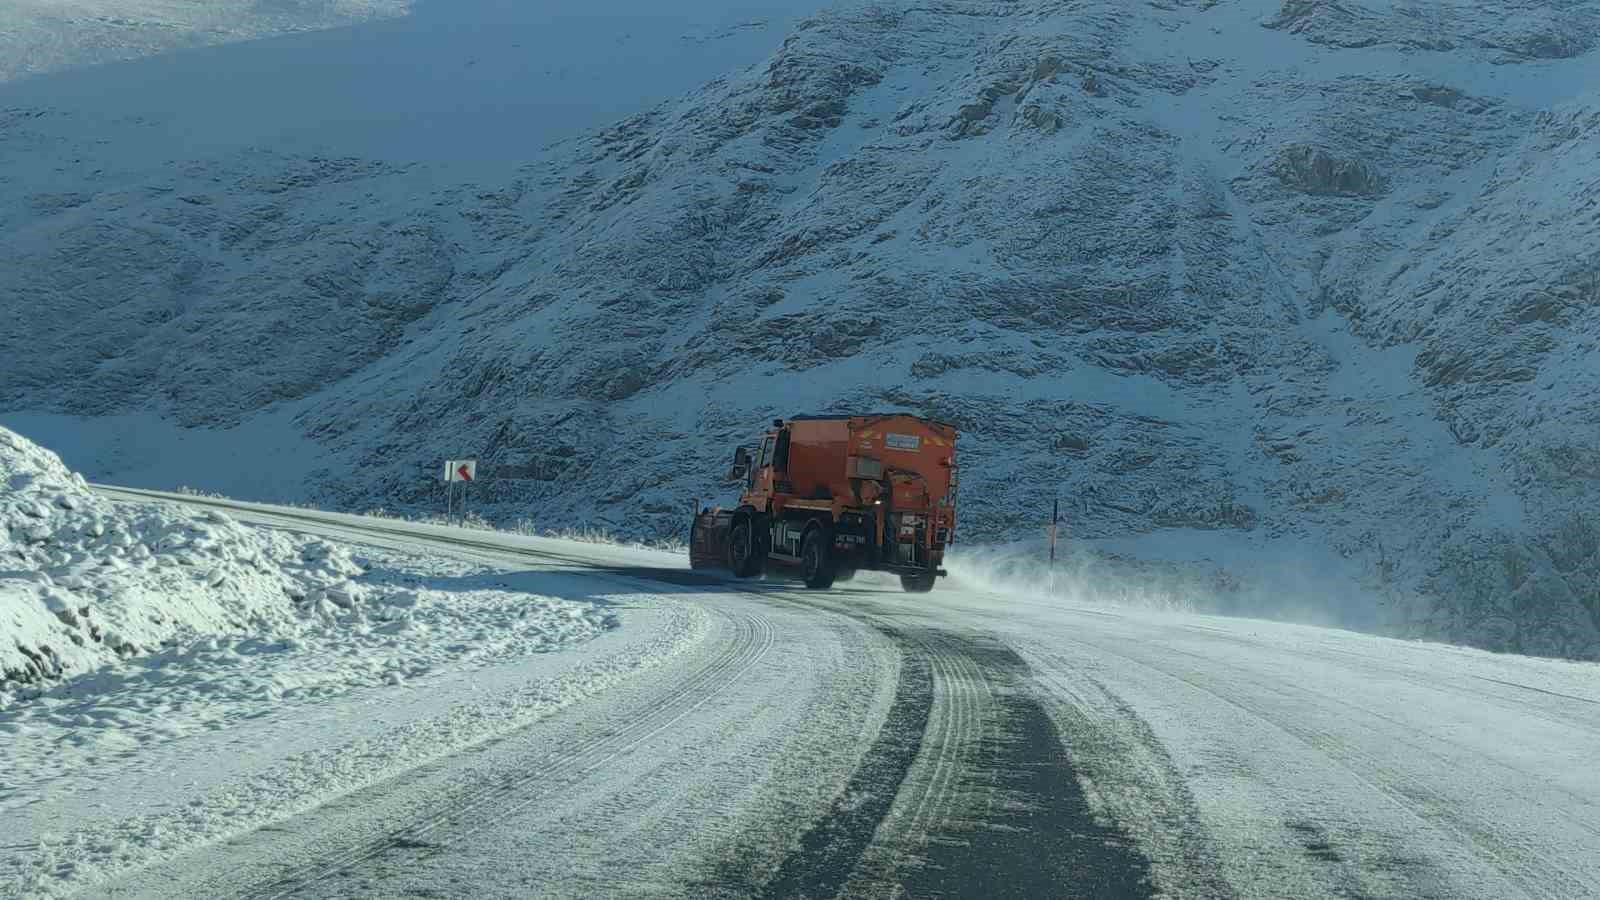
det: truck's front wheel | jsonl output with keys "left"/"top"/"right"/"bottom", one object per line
{"left": 801, "top": 527, "right": 836, "bottom": 589}
{"left": 900, "top": 573, "right": 936, "bottom": 593}
{"left": 730, "top": 516, "right": 766, "bottom": 578}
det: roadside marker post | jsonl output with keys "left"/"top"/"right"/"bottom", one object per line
{"left": 442, "top": 460, "right": 478, "bottom": 525}
{"left": 1048, "top": 497, "right": 1060, "bottom": 595}
{"left": 458, "top": 460, "right": 475, "bottom": 525}
{"left": 443, "top": 460, "right": 455, "bottom": 521}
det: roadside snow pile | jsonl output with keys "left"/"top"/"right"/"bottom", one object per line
{"left": 0, "top": 426, "right": 367, "bottom": 702}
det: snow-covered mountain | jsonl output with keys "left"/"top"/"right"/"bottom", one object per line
{"left": 0, "top": 0, "right": 411, "bottom": 85}
{"left": 3, "top": 0, "right": 1598, "bottom": 659}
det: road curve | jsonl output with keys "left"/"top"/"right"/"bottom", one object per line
{"left": 92, "top": 488, "right": 1600, "bottom": 900}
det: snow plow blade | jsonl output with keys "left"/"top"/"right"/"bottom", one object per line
{"left": 689, "top": 508, "right": 733, "bottom": 570}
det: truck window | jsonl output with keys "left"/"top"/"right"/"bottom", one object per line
{"left": 774, "top": 429, "right": 791, "bottom": 471}
{"left": 759, "top": 436, "right": 775, "bottom": 469}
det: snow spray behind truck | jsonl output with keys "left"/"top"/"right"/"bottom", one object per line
{"left": 690, "top": 414, "right": 959, "bottom": 592}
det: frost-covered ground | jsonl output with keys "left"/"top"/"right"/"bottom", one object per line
{"left": 2, "top": 0, "right": 1599, "bottom": 659}
{"left": 0, "top": 428, "right": 640, "bottom": 895}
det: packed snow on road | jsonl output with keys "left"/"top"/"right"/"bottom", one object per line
{"left": 4, "top": 427, "right": 1600, "bottom": 900}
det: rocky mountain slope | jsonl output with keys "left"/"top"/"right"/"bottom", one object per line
{"left": 3, "top": 0, "right": 1598, "bottom": 659}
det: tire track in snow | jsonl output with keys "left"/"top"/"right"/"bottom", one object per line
{"left": 1019, "top": 645, "right": 1238, "bottom": 900}
{"left": 740, "top": 637, "right": 933, "bottom": 900}
{"left": 240, "top": 606, "right": 776, "bottom": 900}
{"left": 896, "top": 631, "right": 986, "bottom": 849}
{"left": 1150, "top": 648, "right": 1591, "bottom": 900}
{"left": 1097, "top": 640, "right": 1568, "bottom": 900}
{"left": 95, "top": 490, "right": 1154, "bottom": 898}
{"left": 735, "top": 615, "right": 1155, "bottom": 900}
{"left": 831, "top": 626, "right": 991, "bottom": 899}
{"left": 884, "top": 631, "right": 1153, "bottom": 900}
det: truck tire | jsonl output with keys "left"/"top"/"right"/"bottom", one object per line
{"left": 729, "top": 514, "right": 766, "bottom": 578}
{"left": 801, "top": 526, "right": 836, "bottom": 589}
{"left": 900, "top": 573, "right": 936, "bottom": 593}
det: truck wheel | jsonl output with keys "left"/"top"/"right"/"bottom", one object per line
{"left": 729, "top": 516, "right": 766, "bottom": 578}
{"left": 801, "top": 526, "right": 836, "bottom": 589}
{"left": 900, "top": 573, "right": 936, "bottom": 593}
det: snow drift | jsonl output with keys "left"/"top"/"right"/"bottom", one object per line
{"left": 2, "top": 426, "right": 620, "bottom": 734}
{"left": 0, "top": 426, "right": 372, "bottom": 698}
{"left": 0, "top": 425, "right": 438, "bottom": 701}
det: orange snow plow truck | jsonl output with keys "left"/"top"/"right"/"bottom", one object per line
{"left": 690, "top": 414, "right": 959, "bottom": 592}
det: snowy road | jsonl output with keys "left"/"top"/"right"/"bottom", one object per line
{"left": 71, "top": 489, "right": 1600, "bottom": 899}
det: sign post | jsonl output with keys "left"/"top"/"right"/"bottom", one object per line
{"left": 1048, "top": 497, "right": 1060, "bottom": 595}
{"left": 1049, "top": 497, "right": 1059, "bottom": 567}
{"left": 442, "top": 460, "right": 478, "bottom": 525}
{"left": 443, "top": 460, "right": 455, "bottom": 521}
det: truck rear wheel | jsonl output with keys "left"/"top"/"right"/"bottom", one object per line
{"left": 729, "top": 516, "right": 766, "bottom": 578}
{"left": 801, "top": 526, "right": 836, "bottom": 589}
{"left": 900, "top": 573, "right": 936, "bottom": 593}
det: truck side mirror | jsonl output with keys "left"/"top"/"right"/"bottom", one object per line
{"left": 733, "top": 446, "right": 752, "bottom": 466}
{"left": 726, "top": 464, "right": 749, "bottom": 483}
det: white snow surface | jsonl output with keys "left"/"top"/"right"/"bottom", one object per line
{"left": 1, "top": 424, "right": 361, "bottom": 696}
{"left": 0, "top": 0, "right": 412, "bottom": 85}
{"left": 0, "top": 423, "right": 610, "bottom": 703}
{"left": 5, "top": 487, "right": 1596, "bottom": 900}
{"left": 0, "top": 432, "right": 639, "bottom": 896}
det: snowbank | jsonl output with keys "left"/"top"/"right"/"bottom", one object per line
{"left": 0, "top": 426, "right": 375, "bottom": 701}
{"left": 1, "top": 428, "right": 618, "bottom": 711}
{"left": 0, "top": 429, "right": 631, "bottom": 895}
